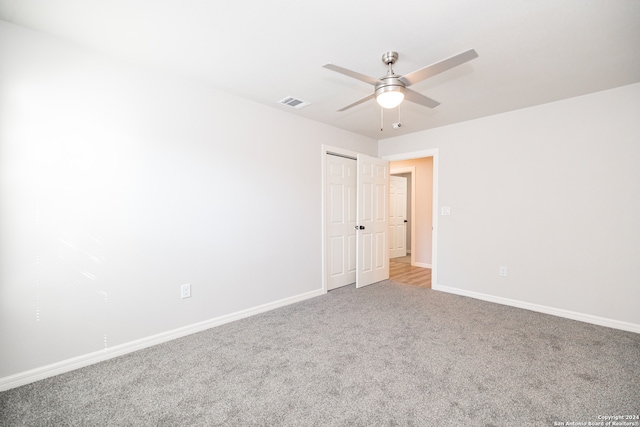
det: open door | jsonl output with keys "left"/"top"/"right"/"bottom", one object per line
{"left": 355, "top": 154, "right": 390, "bottom": 288}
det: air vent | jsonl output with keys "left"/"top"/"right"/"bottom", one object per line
{"left": 278, "top": 96, "right": 311, "bottom": 109}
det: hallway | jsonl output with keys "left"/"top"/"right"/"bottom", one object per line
{"left": 389, "top": 257, "right": 431, "bottom": 288}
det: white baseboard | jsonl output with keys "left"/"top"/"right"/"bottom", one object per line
{"left": 432, "top": 284, "right": 640, "bottom": 334}
{"left": 0, "top": 288, "right": 325, "bottom": 391}
{"left": 412, "top": 262, "right": 431, "bottom": 268}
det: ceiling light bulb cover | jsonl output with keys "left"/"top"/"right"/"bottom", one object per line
{"left": 376, "top": 88, "right": 405, "bottom": 109}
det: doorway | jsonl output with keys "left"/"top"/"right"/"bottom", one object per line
{"left": 389, "top": 157, "right": 433, "bottom": 269}
{"left": 388, "top": 161, "right": 433, "bottom": 288}
{"left": 384, "top": 149, "right": 438, "bottom": 287}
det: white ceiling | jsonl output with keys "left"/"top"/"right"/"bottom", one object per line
{"left": 1, "top": 0, "right": 639, "bottom": 140}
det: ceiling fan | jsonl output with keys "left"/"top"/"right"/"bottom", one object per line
{"left": 323, "top": 49, "right": 478, "bottom": 111}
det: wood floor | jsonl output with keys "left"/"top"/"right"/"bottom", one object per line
{"left": 389, "top": 257, "right": 432, "bottom": 288}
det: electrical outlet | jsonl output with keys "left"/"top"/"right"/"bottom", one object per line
{"left": 181, "top": 283, "right": 191, "bottom": 299}
{"left": 499, "top": 266, "right": 508, "bottom": 277}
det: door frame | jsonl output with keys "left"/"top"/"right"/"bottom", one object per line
{"left": 390, "top": 167, "right": 416, "bottom": 265}
{"left": 383, "top": 149, "right": 439, "bottom": 288}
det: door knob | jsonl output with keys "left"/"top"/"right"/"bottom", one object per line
{"left": 404, "top": 220, "right": 408, "bottom": 223}
{"left": 354, "top": 225, "right": 365, "bottom": 230}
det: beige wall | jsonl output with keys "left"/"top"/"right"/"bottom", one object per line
{"left": 390, "top": 158, "right": 434, "bottom": 266}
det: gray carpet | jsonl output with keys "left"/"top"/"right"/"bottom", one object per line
{"left": 1, "top": 281, "right": 639, "bottom": 426}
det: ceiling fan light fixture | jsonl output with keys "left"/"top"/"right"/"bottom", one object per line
{"left": 323, "top": 48, "right": 478, "bottom": 112}
{"left": 376, "top": 86, "right": 405, "bottom": 109}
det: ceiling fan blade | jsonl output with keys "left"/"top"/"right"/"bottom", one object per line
{"left": 337, "top": 93, "right": 375, "bottom": 112}
{"left": 399, "top": 49, "right": 479, "bottom": 86}
{"left": 323, "top": 63, "right": 381, "bottom": 86}
{"left": 404, "top": 89, "right": 440, "bottom": 109}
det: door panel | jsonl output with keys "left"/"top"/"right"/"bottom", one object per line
{"left": 329, "top": 235, "right": 345, "bottom": 276}
{"left": 326, "top": 155, "right": 357, "bottom": 290}
{"left": 356, "top": 154, "right": 389, "bottom": 288}
{"left": 375, "top": 231, "right": 386, "bottom": 268}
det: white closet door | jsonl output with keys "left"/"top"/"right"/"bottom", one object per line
{"left": 326, "top": 155, "right": 357, "bottom": 290}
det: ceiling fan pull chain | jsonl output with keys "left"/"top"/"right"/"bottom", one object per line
{"left": 380, "top": 106, "right": 384, "bottom": 132}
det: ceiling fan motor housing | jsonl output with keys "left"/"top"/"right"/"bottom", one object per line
{"left": 382, "top": 51, "right": 399, "bottom": 65}
{"left": 375, "top": 76, "right": 406, "bottom": 97}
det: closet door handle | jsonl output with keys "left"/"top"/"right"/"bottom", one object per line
{"left": 354, "top": 225, "right": 365, "bottom": 230}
